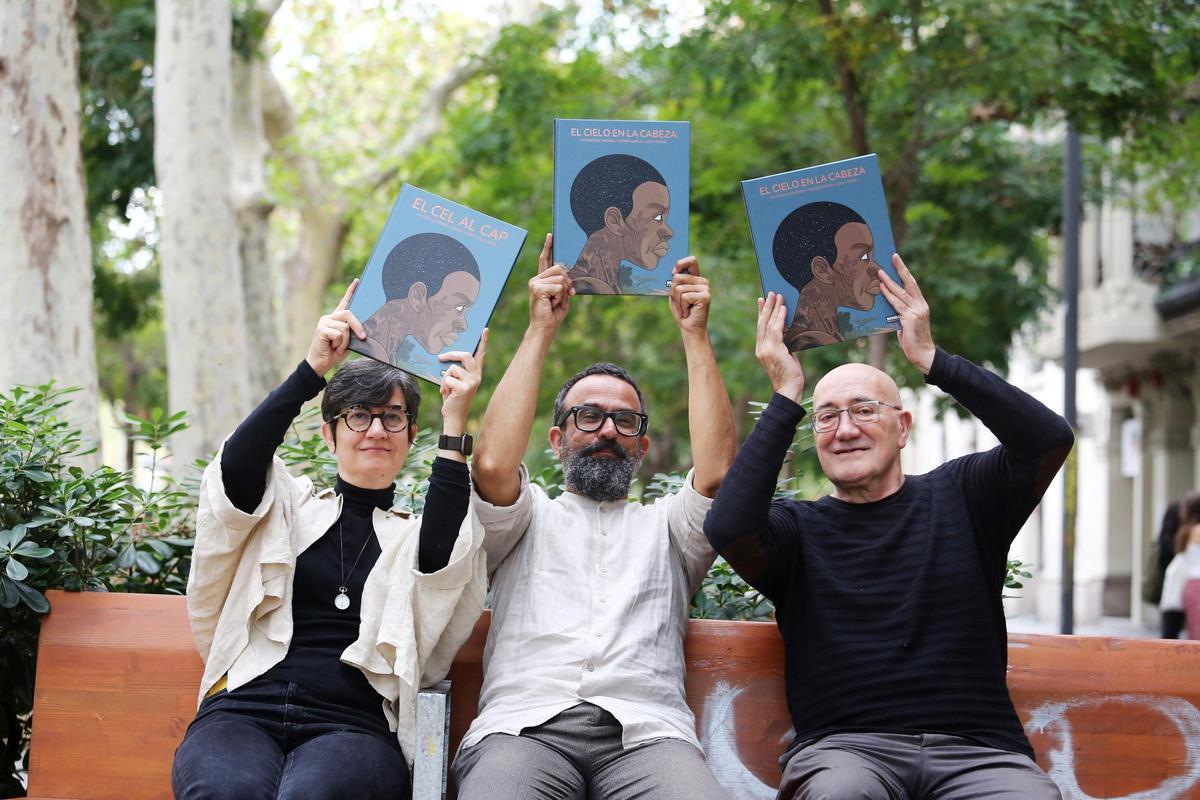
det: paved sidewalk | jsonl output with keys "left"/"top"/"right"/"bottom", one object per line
{"left": 1006, "top": 613, "right": 1159, "bottom": 638}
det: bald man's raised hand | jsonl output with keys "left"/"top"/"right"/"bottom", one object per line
{"left": 755, "top": 291, "right": 805, "bottom": 402}
{"left": 878, "top": 254, "right": 936, "bottom": 375}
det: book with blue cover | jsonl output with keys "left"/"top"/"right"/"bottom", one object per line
{"left": 552, "top": 118, "right": 690, "bottom": 295}
{"left": 348, "top": 183, "right": 526, "bottom": 384}
{"left": 742, "top": 154, "right": 901, "bottom": 351}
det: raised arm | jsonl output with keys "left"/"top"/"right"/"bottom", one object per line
{"left": 669, "top": 257, "right": 736, "bottom": 497}
{"left": 221, "top": 281, "right": 367, "bottom": 512}
{"left": 415, "top": 332, "right": 489, "bottom": 574}
{"left": 880, "top": 254, "right": 1074, "bottom": 499}
{"left": 471, "top": 234, "right": 573, "bottom": 506}
{"left": 704, "top": 292, "right": 805, "bottom": 596}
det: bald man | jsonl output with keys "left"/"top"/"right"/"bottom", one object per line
{"left": 704, "top": 255, "right": 1073, "bottom": 800}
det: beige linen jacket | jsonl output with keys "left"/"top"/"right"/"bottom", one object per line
{"left": 188, "top": 447, "right": 487, "bottom": 766}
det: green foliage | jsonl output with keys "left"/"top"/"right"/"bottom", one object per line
{"left": 692, "top": 557, "right": 773, "bottom": 621}
{"left": 0, "top": 384, "right": 195, "bottom": 795}
{"left": 231, "top": 0, "right": 271, "bottom": 60}
{"left": 527, "top": 447, "right": 567, "bottom": 498}
{"left": 1005, "top": 559, "right": 1034, "bottom": 597}
{"left": 92, "top": 206, "right": 167, "bottom": 421}
{"left": 78, "top": 1, "right": 167, "bottom": 427}
{"left": 77, "top": 0, "right": 156, "bottom": 221}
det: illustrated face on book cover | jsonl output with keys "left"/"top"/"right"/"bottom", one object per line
{"left": 772, "top": 201, "right": 883, "bottom": 349}
{"left": 567, "top": 153, "right": 674, "bottom": 294}
{"left": 361, "top": 232, "right": 481, "bottom": 360}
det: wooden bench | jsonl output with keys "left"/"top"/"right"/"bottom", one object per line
{"left": 30, "top": 590, "right": 1200, "bottom": 799}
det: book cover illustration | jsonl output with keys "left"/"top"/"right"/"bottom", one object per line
{"left": 348, "top": 184, "right": 526, "bottom": 384}
{"left": 552, "top": 118, "right": 690, "bottom": 295}
{"left": 741, "top": 154, "right": 901, "bottom": 351}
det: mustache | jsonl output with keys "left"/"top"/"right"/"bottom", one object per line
{"left": 579, "top": 439, "right": 629, "bottom": 459}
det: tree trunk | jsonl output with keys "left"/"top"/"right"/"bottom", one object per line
{"left": 0, "top": 0, "right": 101, "bottom": 457}
{"left": 154, "top": 0, "right": 252, "bottom": 468}
{"left": 232, "top": 54, "right": 280, "bottom": 399}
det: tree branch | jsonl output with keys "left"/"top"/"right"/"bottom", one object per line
{"left": 884, "top": 0, "right": 927, "bottom": 248}
{"left": 366, "top": 55, "right": 488, "bottom": 191}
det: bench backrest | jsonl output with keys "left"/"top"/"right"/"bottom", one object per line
{"left": 30, "top": 590, "right": 203, "bottom": 800}
{"left": 447, "top": 613, "right": 1200, "bottom": 800}
{"left": 31, "top": 591, "right": 1200, "bottom": 800}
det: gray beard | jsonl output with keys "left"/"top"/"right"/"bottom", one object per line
{"left": 560, "top": 439, "right": 642, "bottom": 502}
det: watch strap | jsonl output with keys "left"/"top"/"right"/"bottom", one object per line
{"left": 438, "top": 433, "right": 473, "bottom": 455}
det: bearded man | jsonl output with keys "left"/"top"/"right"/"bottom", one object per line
{"left": 452, "top": 233, "right": 737, "bottom": 800}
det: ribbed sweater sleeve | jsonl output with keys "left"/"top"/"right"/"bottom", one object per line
{"left": 418, "top": 457, "right": 470, "bottom": 573}
{"left": 925, "top": 348, "right": 1075, "bottom": 547}
{"left": 222, "top": 361, "right": 326, "bottom": 513}
{"left": 704, "top": 392, "right": 806, "bottom": 600}
{"left": 926, "top": 348, "right": 1074, "bottom": 466}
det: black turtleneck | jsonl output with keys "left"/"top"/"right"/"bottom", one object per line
{"left": 219, "top": 360, "right": 470, "bottom": 710}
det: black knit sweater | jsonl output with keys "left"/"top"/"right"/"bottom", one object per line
{"left": 704, "top": 349, "right": 1074, "bottom": 759}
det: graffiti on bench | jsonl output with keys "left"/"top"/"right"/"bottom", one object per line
{"left": 700, "top": 680, "right": 778, "bottom": 800}
{"left": 1027, "top": 693, "right": 1200, "bottom": 800}
{"left": 698, "top": 681, "right": 1200, "bottom": 800}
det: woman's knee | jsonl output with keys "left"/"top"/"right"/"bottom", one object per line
{"left": 276, "top": 731, "right": 409, "bottom": 800}
{"left": 171, "top": 717, "right": 282, "bottom": 800}
{"left": 172, "top": 742, "right": 280, "bottom": 800}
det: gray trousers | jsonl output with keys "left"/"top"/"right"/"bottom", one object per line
{"left": 778, "top": 732, "right": 1061, "bottom": 800}
{"left": 453, "top": 702, "right": 728, "bottom": 800}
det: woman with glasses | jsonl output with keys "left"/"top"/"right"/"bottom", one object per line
{"left": 173, "top": 280, "right": 488, "bottom": 800}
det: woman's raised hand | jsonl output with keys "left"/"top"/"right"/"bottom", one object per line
{"left": 306, "top": 280, "right": 367, "bottom": 377}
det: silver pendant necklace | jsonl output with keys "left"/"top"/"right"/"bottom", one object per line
{"left": 335, "top": 519, "right": 373, "bottom": 611}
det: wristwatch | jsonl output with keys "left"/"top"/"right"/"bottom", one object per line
{"left": 438, "top": 433, "right": 474, "bottom": 456}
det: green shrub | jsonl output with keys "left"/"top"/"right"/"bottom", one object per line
{"left": 0, "top": 384, "right": 196, "bottom": 795}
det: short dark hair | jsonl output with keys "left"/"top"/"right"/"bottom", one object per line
{"left": 553, "top": 363, "right": 647, "bottom": 427}
{"left": 772, "top": 201, "right": 866, "bottom": 291}
{"left": 381, "top": 232, "right": 480, "bottom": 301}
{"left": 569, "top": 155, "right": 667, "bottom": 236}
{"left": 321, "top": 358, "right": 421, "bottom": 442}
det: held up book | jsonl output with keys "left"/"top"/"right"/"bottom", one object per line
{"left": 742, "top": 154, "right": 901, "bottom": 351}
{"left": 552, "top": 118, "right": 690, "bottom": 295}
{"left": 347, "top": 183, "right": 527, "bottom": 384}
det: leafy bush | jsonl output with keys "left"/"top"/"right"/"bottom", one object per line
{"left": 0, "top": 384, "right": 196, "bottom": 796}
{"left": 692, "top": 557, "right": 773, "bottom": 621}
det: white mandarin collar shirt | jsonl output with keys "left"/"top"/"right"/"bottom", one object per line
{"left": 462, "top": 465, "right": 716, "bottom": 752}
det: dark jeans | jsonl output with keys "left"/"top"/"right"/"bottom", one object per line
{"left": 172, "top": 676, "right": 410, "bottom": 800}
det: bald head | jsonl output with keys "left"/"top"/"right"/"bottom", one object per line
{"left": 811, "top": 363, "right": 911, "bottom": 503}
{"left": 813, "top": 363, "right": 902, "bottom": 411}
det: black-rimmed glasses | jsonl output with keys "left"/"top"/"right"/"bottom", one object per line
{"left": 557, "top": 405, "right": 648, "bottom": 437}
{"left": 335, "top": 405, "right": 413, "bottom": 433}
{"left": 811, "top": 400, "right": 902, "bottom": 433}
